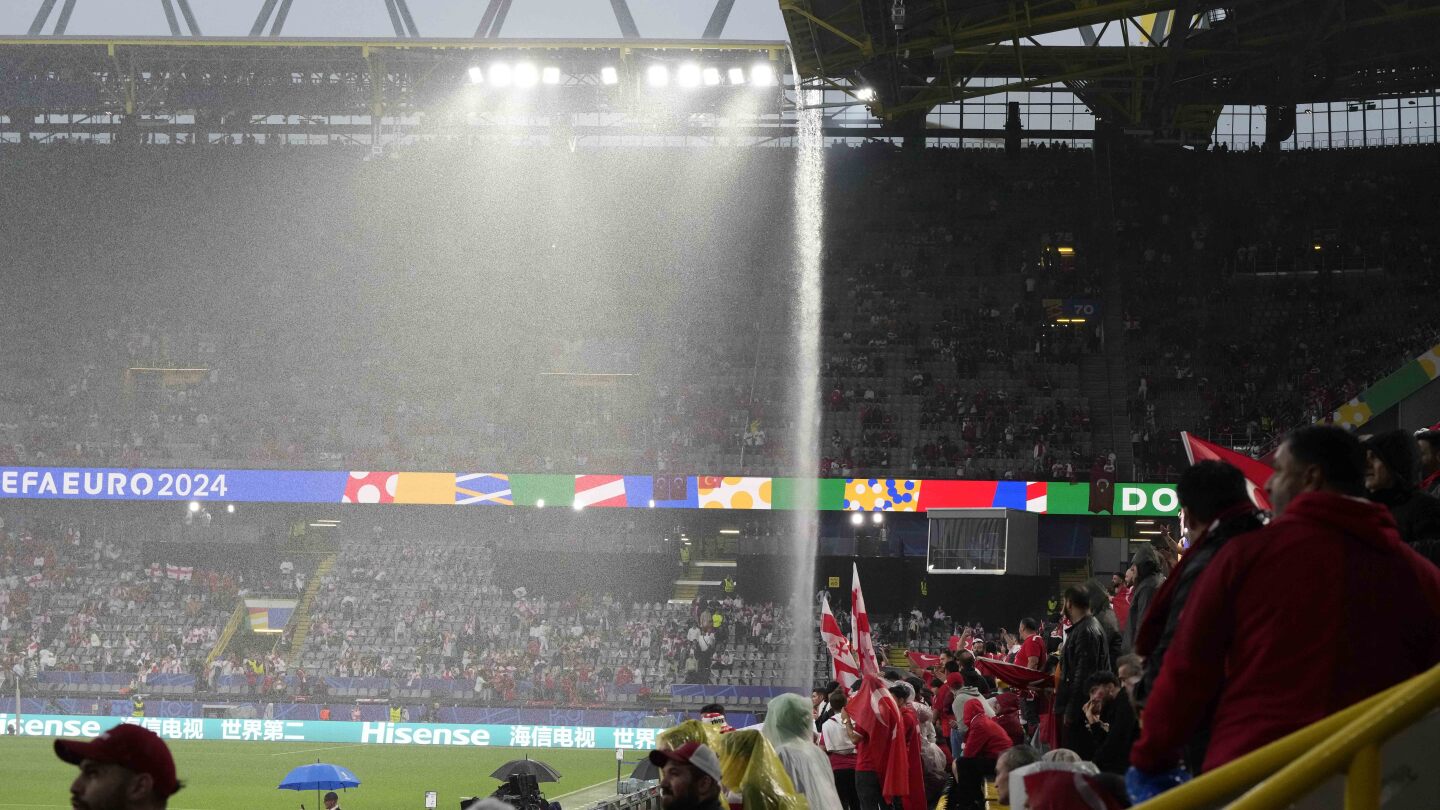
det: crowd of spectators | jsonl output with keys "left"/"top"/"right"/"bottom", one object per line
{"left": 1112, "top": 146, "right": 1440, "bottom": 478}
{"left": 1, "top": 516, "right": 238, "bottom": 694}
{"left": 0, "top": 143, "right": 1099, "bottom": 482}
{"left": 1, "top": 511, "right": 802, "bottom": 708}
{"left": 5, "top": 143, "right": 1440, "bottom": 488}
{"left": 300, "top": 531, "right": 797, "bottom": 703}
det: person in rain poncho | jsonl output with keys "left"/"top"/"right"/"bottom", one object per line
{"left": 662, "top": 719, "right": 806, "bottom": 810}
{"left": 762, "top": 693, "right": 842, "bottom": 810}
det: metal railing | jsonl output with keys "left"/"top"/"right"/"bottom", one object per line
{"left": 1137, "top": 663, "right": 1440, "bottom": 810}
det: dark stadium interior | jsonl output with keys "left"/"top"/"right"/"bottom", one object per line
{"left": 4, "top": 6, "right": 1440, "bottom": 805}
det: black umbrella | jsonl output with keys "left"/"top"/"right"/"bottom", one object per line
{"left": 628, "top": 758, "right": 660, "bottom": 782}
{"left": 491, "top": 758, "right": 562, "bottom": 783}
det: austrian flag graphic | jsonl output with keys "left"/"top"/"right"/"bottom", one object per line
{"left": 574, "top": 475, "right": 627, "bottom": 508}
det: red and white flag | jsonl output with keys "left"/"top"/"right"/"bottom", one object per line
{"left": 851, "top": 563, "right": 881, "bottom": 676}
{"left": 165, "top": 564, "right": 193, "bottom": 581}
{"left": 821, "top": 593, "right": 861, "bottom": 689}
{"left": 847, "top": 672, "right": 910, "bottom": 801}
{"left": 1181, "top": 432, "right": 1274, "bottom": 511}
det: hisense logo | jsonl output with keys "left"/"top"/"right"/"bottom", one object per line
{"left": 359, "top": 722, "right": 491, "bottom": 746}
{"left": 0, "top": 715, "right": 106, "bottom": 738}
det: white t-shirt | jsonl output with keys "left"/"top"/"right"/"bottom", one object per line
{"left": 820, "top": 715, "right": 855, "bottom": 754}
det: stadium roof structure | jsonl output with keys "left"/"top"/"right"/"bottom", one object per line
{"left": 0, "top": 35, "right": 803, "bottom": 143}
{"left": 1, "top": 0, "right": 1437, "bottom": 146}
{"left": 780, "top": 0, "right": 1440, "bottom": 145}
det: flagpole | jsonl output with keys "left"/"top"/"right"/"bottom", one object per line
{"left": 1180, "top": 431, "right": 1197, "bottom": 466}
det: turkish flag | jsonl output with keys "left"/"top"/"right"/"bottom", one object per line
{"left": 1181, "top": 432, "right": 1274, "bottom": 511}
{"left": 975, "top": 658, "right": 1051, "bottom": 689}
{"left": 848, "top": 673, "right": 910, "bottom": 801}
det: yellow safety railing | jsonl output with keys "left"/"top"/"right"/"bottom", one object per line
{"left": 1137, "top": 662, "right": 1440, "bottom": 810}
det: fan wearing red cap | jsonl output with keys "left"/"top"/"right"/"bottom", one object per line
{"left": 56, "top": 723, "right": 183, "bottom": 810}
{"left": 648, "top": 741, "right": 724, "bottom": 810}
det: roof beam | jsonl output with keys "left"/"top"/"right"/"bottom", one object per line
{"left": 27, "top": 0, "right": 60, "bottom": 37}
{"left": 703, "top": 0, "right": 738, "bottom": 39}
{"left": 610, "top": 0, "right": 641, "bottom": 39}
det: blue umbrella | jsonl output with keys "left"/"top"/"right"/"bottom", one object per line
{"left": 279, "top": 763, "right": 360, "bottom": 810}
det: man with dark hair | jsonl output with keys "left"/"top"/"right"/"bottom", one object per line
{"left": 1087, "top": 578, "right": 1125, "bottom": 663}
{"left": 1015, "top": 617, "right": 1047, "bottom": 728}
{"left": 814, "top": 682, "right": 841, "bottom": 733}
{"left": 1056, "top": 585, "right": 1110, "bottom": 757}
{"left": 1417, "top": 430, "right": 1440, "bottom": 498}
{"left": 1110, "top": 572, "right": 1132, "bottom": 631}
{"left": 57, "top": 724, "right": 183, "bottom": 810}
{"left": 1083, "top": 671, "right": 1138, "bottom": 775}
{"left": 933, "top": 659, "right": 964, "bottom": 758}
{"left": 1122, "top": 545, "right": 1164, "bottom": 653}
{"left": 699, "top": 703, "right": 732, "bottom": 734}
{"left": 1131, "top": 426, "right": 1440, "bottom": 783}
{"left": 1363, "top": 430, "right": 1440, "bottom": 563}
{"left": 650, "top": 742, "right": 725, "bottom": 810}
{"left": 1132, "top": 461, "right": 1264, "bottom": 770}
{"left": 820, "top": 692, "right": 859, "bottom": 810}
{"left": 1016, "top": 618, "right": 1045, "bottom": 670}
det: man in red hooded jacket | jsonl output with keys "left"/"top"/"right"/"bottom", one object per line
{"left": 950, "top": 700, "right": 1011, "bottom": 810}
{"left": 1131, "top": 426, "right": 1440, "bottom": 776}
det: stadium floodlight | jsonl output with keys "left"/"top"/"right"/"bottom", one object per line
{"left": 702, "top": 67, "right": 721, "bottom": 86}
{"left": 541, "top": 66, "right": 561, "bottom": 85}
{"left": 187, "top": 501, "right": 201, "bottom": 513}
{"left": 647, "top": 65, "right": 670, "bottom": 87}
{"left": 514, "top": 63, "right": 539, "bottom": 88}
{"left": 872, "top": 512, "right": 885, "bottom": 524}
{"left": 677, "top": 63, "right": 702, "bottom": 88}
{"left": 601, "top": 66, "right": 619, "bottom": 85}
{"left": 489, "top": 62, "right": 513, "bottom": 87}
{"left": 467, "top": 66, "right": 484, "bottom": 85}
{"left": 750, "top": 63, "right": 777, "bottom": 86}
{"left": 855, "top": 87, "right": 875, "bottom": 101}
{"left": 728, "top": 67, "right": 746, "bottom": 85}
{"left": 850, "top": 512, "right": 865, "bottom": 526}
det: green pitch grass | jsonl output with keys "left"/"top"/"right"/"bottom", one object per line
{"left": 0, "top": 736, "right": 627, "bottom": 810}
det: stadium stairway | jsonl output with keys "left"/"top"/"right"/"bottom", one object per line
{"left": 280, "top": 552, "right": 336, "bottom": 660}
{"left": 1081, "top": 295, "right": 1136, "bottom": 479}
{"left": 887, "top": 647, "right": 911, "bottom": 669}
{"left": 670, "top": 543, "right": 737, "bottom": 605}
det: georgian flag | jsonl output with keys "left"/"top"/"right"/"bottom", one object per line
{"left": 851, "top": 563, "right": 881, "bottom": 676}
{"left": 821, "top": 593, "right": 861, "bottom": 689}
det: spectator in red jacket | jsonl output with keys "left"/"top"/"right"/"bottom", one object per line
{"left": 961, "top": 699, "right": 1011, "bottom": 759}
{"left": 1130, "top": 426, "right": 1440, "bottom": 778}
{"left": 951, "top": 700, "right": 1011, "bottom": 810}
